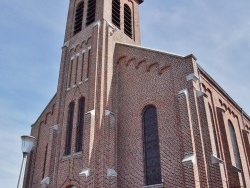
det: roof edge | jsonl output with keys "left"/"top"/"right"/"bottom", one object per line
{"left": 116, "top": 42, "right": 188, "bottom": 59}
{"left": 198, "top": 65, "right": 250, "bottom": 121}
{"left": 31, "top": 93, "right": 57, "bottom": 127}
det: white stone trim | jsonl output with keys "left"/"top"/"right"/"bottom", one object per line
{"left": 51, "top": 124, "right": 59, "bottom": 131}
{"left": 85, "top": 109, "right": 95, "bottom": 116}
{"left": 186, "top": 73, "right": 199, "bottom": 82}
{"left": 40, "top": 176, "right": 50, "bottom": 186}
{"left": 93, "top": 20, "right": 101, "bottom": 27}
{"left": 143, "top": 183, "right": 163, "bottom": 188}
{"left": 231, "top": 165, "right": 242, "bottom": 172}
{"left": 211, "top": 154, "right": 223, "bottom": 164}
{"left": 79, "top": 168, "right": 91, "bottom": 178}
{"left": 105, "top": 110, "right": 115, "bottom": 116}
{"left": 182, "top": 153, "right": 196, "bottom": 164}
{"left": 62, "top": 41, "right": 69, "bottom": 48}
{"left": 196, "top": 90, "right": 208, "bottom": 98}
{"left": 107, "top": 169, "right": 117, "bottom": 177}
{"left": 177, "top": 89, "right": 188, "bottom": 96}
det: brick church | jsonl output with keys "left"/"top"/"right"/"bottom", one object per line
{"left": 24, "top": 0, "right": 250, "bottom": 187}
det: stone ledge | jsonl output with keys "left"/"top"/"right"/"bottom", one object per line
{"left": 143, "top": 183, "right": 163, "bottom": 188}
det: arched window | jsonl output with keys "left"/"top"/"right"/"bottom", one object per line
{"left": 209, "top": 104, "right": 220, "bottom": 158}
{"left": 124, "top": 4, "right": 132, "bottom": 38}
{"left": 228, "top": 120, "right": 242, "bottom": 169}
{"left": 143, "top": 105, "right": 162, "bottom": 185}
{"left": 74, "top": 2, "right": 84, "bottom": 35}
{"left": 112, "top": 0, "right": 120, "bottom": 28}
{"left": 75, "top": 97, "right": 85, "bottom": 152}
{"left": 65, "top": 102, "right": 75, "bottom": 155}
{"left": 86, "top": 0, "right": 96, "bottom": 26}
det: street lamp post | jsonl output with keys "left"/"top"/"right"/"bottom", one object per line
{"left": 17, "top": 135, "right": 36, "bottom": 188}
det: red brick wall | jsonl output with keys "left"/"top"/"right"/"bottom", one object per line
{"left": 25, "top": 0, "right": 250, "bottom": 187}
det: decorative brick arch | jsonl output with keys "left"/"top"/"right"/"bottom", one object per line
{"left": 62, "top": 180, "right": 80, "bottom": 188}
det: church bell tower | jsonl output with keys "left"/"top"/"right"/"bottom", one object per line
{"left": 51, "top": 0, "right": 144, "bottom": 187}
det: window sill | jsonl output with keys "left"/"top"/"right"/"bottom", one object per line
{"left": 61, "top": 155, "right": 71, "bottom": 161}
{"left": 231, "top": 165, "right": 242, "bottom": 172}
{"left": 143, "top": 183, "right": 163, "bottom": 188}
{"left": 61, "top": 151, "right": 82, "bottom": 161}
{"left": 73, "top": 151, "right": 82, "bottom": 158}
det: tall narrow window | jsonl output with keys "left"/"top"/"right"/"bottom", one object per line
{"left": 112, "top": 0, "right": 120, "bottom": 28}
{"left": 65, "top": 102, "right": 75, "bottom": 155}
{"left": 209, "top": 104, "right": 220, "bottom": 158}
{"left": 143, "top": 105, "right": 162, "bottom": 186}
{"left": 68, "top": 60, "right": 73, "bottom": 88}
{"left": 86, "top": 49, "right": 91, "bottom": 79}
{"left": 86, "top": 0, "right": 96, "bottom": 26}
{"left": 80, "top": 53, "right": 85, "bottom": 81}
{"left": 42, "top": 144, "right": 48, "bottom": 178}
{"left": 74, "top": 56, "right": 79, "bottom": 85}
{"left": 124, "top": 4, "right": 132, "bottom": 38}
{"left": 74, "top": 2, "right": 84, "bottom": 35}
{"left": 228, "top": 120, "right": 242, "bottom": 169}
{"left": 75, "top": 97, "right": 85, "bottom": 152}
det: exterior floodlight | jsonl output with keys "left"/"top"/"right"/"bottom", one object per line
{"left": 17, "top": 135, "right": 36, "bottom": 188}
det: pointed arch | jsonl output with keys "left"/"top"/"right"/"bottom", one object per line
{"left": 74, "top": 1, "right": 84, "bottom": 35}
{"left": 143, "top": 105, "right": 162, "bottom": 185}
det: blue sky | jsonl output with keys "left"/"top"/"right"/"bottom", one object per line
{"left": 0, "top": 0, "right": 249, "bottom": 187}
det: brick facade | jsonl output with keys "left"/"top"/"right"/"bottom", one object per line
{"left": 24, "top": 0, "right": 250, "bottom": 187}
